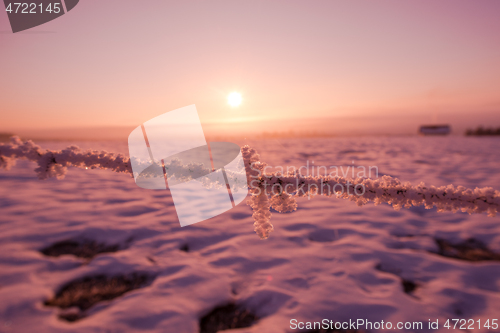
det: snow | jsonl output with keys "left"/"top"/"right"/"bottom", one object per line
{"left": 1, "top": 136, "right": 500, "bottom": 332}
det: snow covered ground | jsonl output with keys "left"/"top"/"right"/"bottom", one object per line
{"left": 1, "top": 136, "right": 500, "bottom": 333}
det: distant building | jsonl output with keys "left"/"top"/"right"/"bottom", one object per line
{"left": 419, "top": 125, "right": 451, "bottom": 135}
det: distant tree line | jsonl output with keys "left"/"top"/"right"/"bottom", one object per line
{"left": 0, "top": 133, "right": 14, "bottom": 142}
{"left": 465, "top": 126, "right": 500, "bottom": 136}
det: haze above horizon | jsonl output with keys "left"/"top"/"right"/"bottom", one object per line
{"left": 1, "top": 0, "right": 499, "bottom": 136}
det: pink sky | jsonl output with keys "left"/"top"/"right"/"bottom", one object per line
{"left": 1, "top": 0, "right": 499, "bottom": 137}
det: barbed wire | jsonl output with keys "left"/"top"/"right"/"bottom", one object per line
{"left": 1, "top": 137, "right": 498, "bottom": 240}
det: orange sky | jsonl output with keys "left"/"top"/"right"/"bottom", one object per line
{"left": 1, "top": 0, "right": 499, "bottom": 138}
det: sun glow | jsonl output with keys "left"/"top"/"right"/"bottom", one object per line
{"left": 227, "top": 92, "right": 242, "bottom": 107}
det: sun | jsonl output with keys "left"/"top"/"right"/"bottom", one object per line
{"left": 227, "top": 92, "right": 242, "bottom": 107}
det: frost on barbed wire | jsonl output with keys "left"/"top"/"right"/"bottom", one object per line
{"left": 0, "top": 136, "right": 131, "bottom": 180}
{"left": 0, "top": 136, "right": 244, "bottom": 188}
{"left": 241, "top": 145, "right": 500, "bottom": 239}
{"left": 241, "top": 146, "right": 298, "bottom": 239}
{"left": 1, "top": 137, "right": 499, "bottom": 240}
{"left": 133, "top": 158, "right": 224, "bottom": 188}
